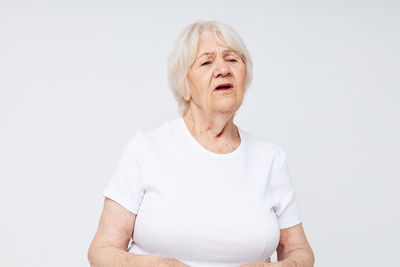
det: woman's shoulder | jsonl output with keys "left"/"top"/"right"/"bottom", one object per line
{"left": 238, "top": 127, "right": 289, "bottom": 162}
{"left": 123, "top": 120, "right": 173, "bottom": 156}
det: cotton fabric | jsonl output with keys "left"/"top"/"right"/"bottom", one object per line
{"left": 103, "top": 116, "right": 302, "bottom": 267}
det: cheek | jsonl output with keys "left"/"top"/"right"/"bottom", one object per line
{"left": 236, "top": 65, "right": 246, "bottom": 84}
{"left": 188, "top": 71, "right": 212, "bottom": 96}
{"left": 196, "top": 70, "right": 213, "bottom": 87}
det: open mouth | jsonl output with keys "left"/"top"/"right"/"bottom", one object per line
{"left": 214, "top": 83, "right": 233, "bottom": 91}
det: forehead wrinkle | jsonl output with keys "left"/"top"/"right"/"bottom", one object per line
{"left": 197, "top": 52, "right": 215, "bottom": 60}
{"left": 223, "top": 49, "right": 240, "bottom": 57}
{"left": 196, "top": 49, "right": 238, "bottom": 61}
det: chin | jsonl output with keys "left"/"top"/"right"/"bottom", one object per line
{"left": 213, "top": 104, "right": 239, "bottom": 113}
{"left": 214, "top": 99, "right": 241, "bottom": 111}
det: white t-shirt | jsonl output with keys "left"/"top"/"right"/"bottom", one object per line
{"left": 103, "top": 116, "right": 302, "bottom": 267}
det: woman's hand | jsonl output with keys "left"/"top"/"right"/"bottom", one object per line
{"left": 240, "top": 260, "right": 292, "bottom": 267}
{"left": 156, "top": 256, "right": 191, "bottom": 267}
{"left": 241, "top": 263, "right": 279, "bottom": 267}
{"left": 138, "top": 254, "right": 190, "bottom": 267}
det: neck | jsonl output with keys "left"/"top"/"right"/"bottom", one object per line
{"left": 182, "top": 107, "right": 240, "bottom": 150}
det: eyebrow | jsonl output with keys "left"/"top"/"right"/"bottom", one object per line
{"left": 196, "top": 49, "right": 238, "bottom": 61}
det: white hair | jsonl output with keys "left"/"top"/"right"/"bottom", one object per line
{"left": 167, "top": 20, "right": 253, "bottom": 115}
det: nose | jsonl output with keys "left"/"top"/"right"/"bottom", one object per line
{"left": 213, "top": 58, "right": 231, "bottom": 78}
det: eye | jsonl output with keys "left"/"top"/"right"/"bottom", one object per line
{"left": 227, "top": 58, "right": 237, "bottom": 62}
{"left": 201, "top": 61, "right": 211, "bottom": 66}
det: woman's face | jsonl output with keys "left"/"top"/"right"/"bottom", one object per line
{"left": 185, "top": 31, "right": 246, "bottom": 115}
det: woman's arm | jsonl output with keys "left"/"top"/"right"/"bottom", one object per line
{"left": 241, "top": 223, "right": 314, "bottom": 267}
{"left": 276, "top": 223, "right": 315, "bottom": 267}
{"left": 88, "top": 198, "right": 188, "bottom": 267}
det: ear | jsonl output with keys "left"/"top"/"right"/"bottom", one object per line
{"left": 183, "top": 80, "right": 191, "bottom": 101}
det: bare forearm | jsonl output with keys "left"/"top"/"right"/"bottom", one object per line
{"left": 241, "top": 249, "right": 314, "bottom": 267}
{"left": 279, "top": 248, "right": 315, "bottom": 267}
{"left": 88, "top": 246, "right": 161, "bottom": 267}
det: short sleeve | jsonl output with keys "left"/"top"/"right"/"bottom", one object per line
{"left": 270, "top": 147, "right": 302, "bottom": 229}
{"left": 103, "top": 132, "right": 145, "bottom": 215}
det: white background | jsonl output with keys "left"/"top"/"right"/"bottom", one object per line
{"left": 1, "top": 1, "right": 399, "bottom": 266}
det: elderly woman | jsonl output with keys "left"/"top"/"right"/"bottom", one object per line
{"left": 88, "top": 21, "right": 314, "bottom": 267}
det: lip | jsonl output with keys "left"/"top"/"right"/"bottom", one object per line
{"left": 214, "top": 83, "right": 234, "bottom": 91}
